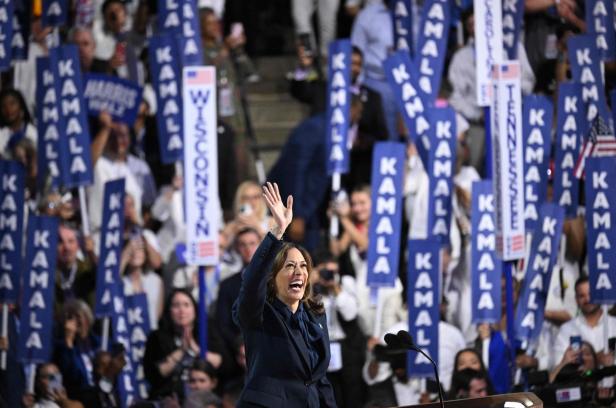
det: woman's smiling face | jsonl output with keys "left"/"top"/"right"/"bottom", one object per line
{"left": 275, "top": 248, "right": 309, "bottom": 312}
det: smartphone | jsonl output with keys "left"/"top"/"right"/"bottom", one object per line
{"left": 231, "top": 22, "right": 244, "bottom": 39}
{"left": 609, "top": 337, "right": 616, "bottom": 352}
{"left": 48, "top": 373, "right": 63, "bottom": 393}
{"left": 335, "top": 190, "right": 348, "bottom": 206}
{"left": 570, "top": 336, "right": 582, "bottom": 364}
{"left": 298, "top": 33, "right": 312, "bottom": 57}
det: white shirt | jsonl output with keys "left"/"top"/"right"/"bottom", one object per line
{"left": 13, "top": 42, "right": 46, "bottom": 117}
{"left": 88, "top": 155, "right": 143, "bottom": 238}
{"left": 545, "top": 258, "right": 580, "bottom": 319}
{"left": 322, "top": 275, "right": 359, "bottom": 341}
{"left": 151, "top": 187, "right": 186, "bottom": 262}
{"left": 0, "top": 123, "right": 37, "bottom": 158}
{"left": 404, "top": 155, "right": 429, "bottom": 240}
{"left": 554, "top": 311, "right": 616, "bottom": 365}
{"left": 350, "top": 245, "right": 402, "bottom": 337}
{"left": 448, "top": 41, "right": 536, "bottom": 122}
{"left": 123, "top": 271, "right": 163, "bottom": 330}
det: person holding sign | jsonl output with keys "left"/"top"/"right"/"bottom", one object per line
{"left": 233, "top": 182, "right": 336, "bottom": 407}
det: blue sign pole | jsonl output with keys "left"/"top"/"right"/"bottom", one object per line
{"left": 198, "top": 266, "right": 208, "bottom": 359}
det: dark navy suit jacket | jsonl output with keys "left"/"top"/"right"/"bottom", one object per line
{"left": 233, "top": 233, "right": 337, "bottom": 408}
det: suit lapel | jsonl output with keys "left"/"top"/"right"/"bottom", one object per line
{"left": 308, "top": 312, "right": 330, "bottom": 376}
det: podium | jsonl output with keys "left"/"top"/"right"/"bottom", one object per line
{"left": 398, "top": 392, "right": 543, "bottom": 408}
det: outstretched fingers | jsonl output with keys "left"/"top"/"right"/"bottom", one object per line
{"left": 273, "top": 182, "right": 282, "bottom": 202}
{"left": 263, "top": 182, "right": 275, "bottom": 202}
{"left": 286, "top": 195, "right": 293, "bottom": 212}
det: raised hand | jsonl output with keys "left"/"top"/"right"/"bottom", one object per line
{"left": 262, "top": 182, "right": 293, "bottom": 239}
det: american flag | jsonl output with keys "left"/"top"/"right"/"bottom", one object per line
{"left": 573, "top": 115, "right": 616, "bottom": 179}
{"left": 496, "top": 62, "right": 520, "bottom": 80}
{"left": 185, "top": 69, "right": 214, "bottom": 85}
{"left": 193, "top": 241, "right": 216, "bottom": 258}
{"left": 507, "top": 234, "right": 525, "bottom": 253}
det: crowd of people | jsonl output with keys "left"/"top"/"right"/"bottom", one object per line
{"left": 0, "top": 0, "right": 615, "bottom": 407}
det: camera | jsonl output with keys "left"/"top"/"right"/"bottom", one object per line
{"left": 319, "top": 268, "right": 335, "bottom": 281}
{"left": 239, "top": 203, "right": 253, "bottom": 215}
{"left": 529, "top": 365, "right": 616, "bottom": 407}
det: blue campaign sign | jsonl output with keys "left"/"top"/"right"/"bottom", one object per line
{"left": 111, "top": 287, "right": 137, "bottom": 407}
{"left": 11, "top": 0, "right": 30, "bottom": 61}
{"left": 49, "top": 45, "right": 93, "bottom": 187}
{"left": 502, "top": 0, "right": 524, "bottom": 59}
{"left": 326, "top": 39, "right": 352, "bottom": 176}
{"left": 366, "top": 142, "right": 406, "bottom": 287}
{"left": 0, "top": 161, "right": 25, "bottom": 304}
{"left": 585, "top": 157, "right": 616, "bottom": 303}
{"left": 0, "top": 0, "right": 13, "bottom": 72}
{"left": 523, "top": 95, "right": 553, "bottom": 232}
{"left": 414, "top": 0, "right": 451, "bottom": 103}
{"left": 148, "top": 35, "right": 183, "bottom": 164}
{"left": 126, "top": 294, "right": 151, "bottom": 399}
{"left": 515, "top": 204, "right": 564, "bottom": 344}
{"left": 83, "top": 74, "right": 143, "bottom": 125}
{"left": 611, "top": 89, "right": 616, "bottom": 127}
{"left": 553, "top": 82, "right": 584, "bottom": 217}
{"left": 471, "top": 181, "right": 502, "bottom": 324}
{"left": 585, "top": 0, "right": 616, "bottom": 62}
{"left": 567, "top": 35, "right": 611, "bottom": 123}
{"left": 36, "top": 56, "right": 69, "bottom": 189}
{"left": 17, "top": 216, "right": 59, "bottom": 363}
{"left": 383, "top": 51, "right": 430, "bottom": 165}
{"left": 426, "top": 107, "right": 456, "bottom": 244}
{"left": 392, "top": 0, "right": 413, "bottom": 53}
{"left": 42, "top": 0, "right": 68, "bottom": 27}
{"left": 94, "top": 179, "right": 126, "bottom": 318}
{"left": 407, "top": 239, "right": 440, "bottom": 377}
{"left": 157, "top": 0, "right": 203, "bottom": 66}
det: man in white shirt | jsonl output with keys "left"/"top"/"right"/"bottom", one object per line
{"left": 554, "top": 276, "right": 616, "bottom": 370}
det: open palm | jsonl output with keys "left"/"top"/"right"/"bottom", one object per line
{"left": 262, "top": 182, "right": 293, "bottom": 236}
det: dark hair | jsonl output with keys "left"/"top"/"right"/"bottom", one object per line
{"left": 190, "top": 359, "right": 218, "bottom": 380}
{"left": 102, "top": 0, "right": 125, "bottom": 15}
{"left": 449, "top": 368, "right": 490, "bottom": 399}
{"left": 352, "top": 46, "right": 363, "bottom": 60}
{"left": 266, "top": 243, "right": 324, "bottom": 315}
{"left": 235, "top": 227, "right": 261, "bottom": 244}
{"left": 199, "top": 7, "right": 216, "bottom": 19}
{"left": 159, "top": 288, "right": 199, "bottom": 338}
{"left": 451, "top": 348, "right": 495, "bottom": 394}
{"left": 34, "top": 363, "right": 57, "bottom": 399}
{"left": 0, "top": 88, "right": 32, "bottom": 126}
{"left": 351, "top": 184, "right": 371, "bottom": 196}
{"left": 574, "top": 275, "right": 589, "bottom": 293}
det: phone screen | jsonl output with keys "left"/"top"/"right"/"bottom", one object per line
{"left": 231, "top": 22, "right": 244, "bottom": 38}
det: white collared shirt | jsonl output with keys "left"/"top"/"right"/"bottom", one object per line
{"left": 554, "top": 311, "right": 616, "bottom": 368}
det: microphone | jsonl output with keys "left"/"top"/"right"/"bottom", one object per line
{"left": 384, "top": 332, "right": 405, "bottom": 350}
{"left": 396, "top": 330, "right": 417, "bottom": 350}
{"left": 396, "top": 330, "right": 445, "bottom": 408}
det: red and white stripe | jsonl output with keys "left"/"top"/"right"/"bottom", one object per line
{"left": 574, "top": 135, "right": 616, "bottom": 178}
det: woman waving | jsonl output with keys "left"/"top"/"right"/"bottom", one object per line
{"left": 233, "top": 182, "right": 336, "bottom": 408}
